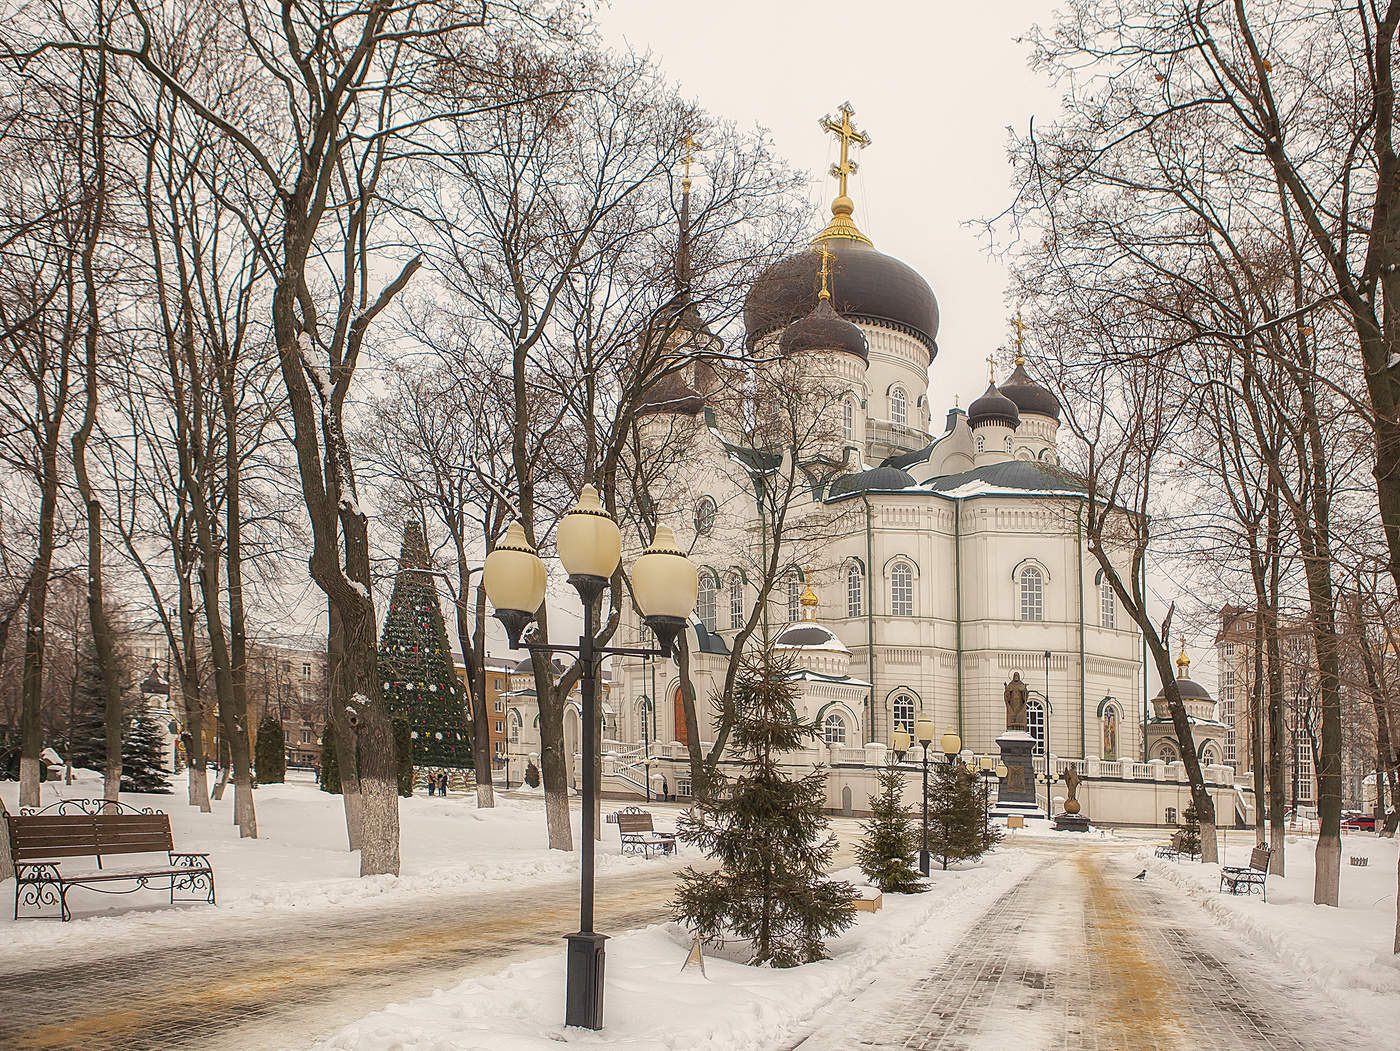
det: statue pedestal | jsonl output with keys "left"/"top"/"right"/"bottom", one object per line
{"left": 1052, "top": 812, "right": 1091, "bottom": 832}
{"left": 991, "top": 730, "right": 1046, "bottom": 821}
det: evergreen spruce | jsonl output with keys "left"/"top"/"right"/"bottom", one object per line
{"left": 378, "top": 522, "right": 473, "bottom": 769}
{"left": 67, "top": 639, "right": 109, "bottom": 771}
{"left": 523, "top": 760, "right": 540, "bottom": 788}
{"left": 393, "top": 717, "right": 414, "bottom": 797}
{"left": 856, "top": 759, "right": 925, "bottom": 893}
{"left": 1179, "top": 801, "right": 1202, "bottom": 857}
{"left": 120, "top": 706, "right": 172, "bottom": 793}
{"left": 320, "top": 727, "right": 341, "bottom": 794}
{"left": 671, "top": 649, "right": 855, "bottom": 967}
{"left": 255, "top": 712, "right": 286, "bottom": 785}
{"left": 926, "top": 760, "right": 993, "bottom": 870}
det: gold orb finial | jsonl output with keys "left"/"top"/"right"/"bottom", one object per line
{"left": 1013, "top": 313, "right": 1027, "bottom": 365}
{"left": 813, "top": 102, "right": 873, "bottom": 246}
{"left": 987, "top": 353, "right": 996, "bottom": 384}
{"left": 1176, "top": 640, "right": 1190, "bottom": 678}
{"left": 800, "top": 568, "right": 819, "bottom": 618}
{"left": 816, "top": 244, "right": 834, "bottom": 301}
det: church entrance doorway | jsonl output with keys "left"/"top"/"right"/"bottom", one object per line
{"left": 674, "top": 687, "right": 689, "bottom": 746}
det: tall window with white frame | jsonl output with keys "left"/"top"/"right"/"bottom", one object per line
{"left": 847, "top": 564, "right": 863, "bottom": 618}
{"left": 843, "top": 397, "right": 855, "bottom": 440}
{"left": 892, "top": 693, "right": 915, "bottom": 734}
{"left": 729, "top": 574, "right": 743, "bottom": 629}
{"left": 1295, "top": 723, "right": 1314, "bottom": 806}
{"left": 787, "top": 574, "right": 802, "bottom": 623}
{"left": 1027, "top": 698, "right": 1046, "bottom": 755}
{"left": 698, "top": 575, "right": 717, "bottom": 632}
{"left": 1220, "top": 643, "right": 1236, "bottom": 766}
{"left": 1020, "top": 566, "right": 1044, "bottom": 622}
{"left": 890, "top": 561, "right": 913, "bottom": 617}
{"left": 1100, "top": 580, "right": 1115, "bottom": 629}
{"left": 823, "top": 712, "right": 847, "bottom": 745}
{"left": 890, "top": 385, "right": 907, "bottom": 426}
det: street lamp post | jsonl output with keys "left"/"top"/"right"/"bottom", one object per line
{"left": 639, "top": 695, "right": 652, "bottom": 802}
{"left": 914, "top": 715, "right": 935, "bottom": 875}
{"left": 483, "top": 489, "right": 697, "bottom": 1031}
{"left": 1042, "top": 649, "right": 1052, "bottom": 813}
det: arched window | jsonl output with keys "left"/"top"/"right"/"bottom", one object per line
{"left": 890, "top": 561, "right": 913, "bottom": 617}
{"left": 694, "top": 496, "right": 717, "bottom": 537}
{"left": 1027, "top": 698, "right": 1046, "bottom": 756}
{"left": 890, "top": 385, "right": 907, "bottom": 426}
{"left": 892, "top": 693, "right": 915, "bottom": 734}
{"left": 843, "top": 397, "right": 855, "bottom": 440}
{"left": 1101, "top": 705, "right": 1119, "bottom": 761}
{"left": 1202, "top": 744, "right": 1219, "bottom": 766}
{"left": 729, "top": 574, "right": 744, "bottom": 629}
{"left": 1156, "top": 742, "right": 1178, "bottom": 763}
{"left": 1100, "top": 581, "right": 1115, "bottom": 629}
{"left": 508, "top": 710, "right": 521, "bottom": 745}
{"left": 824, "top": 713, "right": 847, "bottom": 745}
{"left": 847, "top": 564, "right": 863, "bottom": 618}
{"left": 1019, "top": 566, "right": 1044, "bottom": 622}
{"left": 698, "top": 575, "right": 718, "bottom": 631}
{"left": 787, "top": 574, "right": 802, "bottom": 623}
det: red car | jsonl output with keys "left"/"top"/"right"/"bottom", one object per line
{"left": 1342, "top": 813, "right": 1377, "bottom": 831}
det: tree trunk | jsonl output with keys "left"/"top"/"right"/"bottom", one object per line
{"left": 328, "top": 602, "right": 363, "bottom": 851}
{"left": 0, "top": 799, "right": 13, "bottom": 882}
{"left": 222, "top": 357, "right": 256, "bottom": 839}
{"left": 179, "top": 586, "right": 211, "bottom": 813}
{"left": 1266, "top": 607, "right": 1287, "bottom": 876}
{"left": 459, "top": 555, "right": 494, "bottom": 808}
{"left": 19, "top": 447, "right": 60, "bottom": 811}
{"left": 538, "top": 678, "right": 573, "bottom": 851}
{"left": 676, "top": 636, "right": 708, "bottom": 799}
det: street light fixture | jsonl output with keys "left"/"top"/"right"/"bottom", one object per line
{"left": 482, "top": 489, "right": 697, "bottom": 1031}
{"left": 914, "top": 715, "right": 936, "bottom": 875}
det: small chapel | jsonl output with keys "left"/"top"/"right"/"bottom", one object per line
{"left": 604, "top": 104, "right": 1155, "bottom": 787}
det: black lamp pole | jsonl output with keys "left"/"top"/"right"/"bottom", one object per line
{"left": 1043, "top": 650, "right": 1052, "bottom": 811}
{"left": 640, "top": 696, "right": 651, "bottom": 803}
{"left": 919, "top": 739, "right": 932, "bottom": 876}
{"left": 500, "top": 576, "right": 681, "bottom": 1032}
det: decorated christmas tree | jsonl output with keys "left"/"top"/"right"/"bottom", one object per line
{"left": 377, "top": 522, "right": 473, "bottom": 770}
{"left": 255, "top": 712, "right": 286, "bottom": 784}
{"left": 121, "top": 706, "right": 172, "bottom": 793}
{"left": 926, "top": 759, "right": 991, "bottom": 870}
{"left": 856, "top": 758, "right": 925, "bottom": 893}
{"left": 672, "top": 648, "right": 855, "bottom": 967}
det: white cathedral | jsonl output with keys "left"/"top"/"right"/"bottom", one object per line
{"left": 607, "top": 105, "right": 1156, "bottom": 791}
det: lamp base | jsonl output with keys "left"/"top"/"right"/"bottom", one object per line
{"left": 564, "top": 931, "right": 608, "bottom": 1030}
{"left": 494, "top": 609, "right": 534, "bottom": 649}
{"left": 568, "top": 574, "right": 608, "bottom": 607}
{"left": 918, "top": 850, "right": 930, "bottom": 876}
{"left": 644, "top": 615, "right": 686, "bottom": 659}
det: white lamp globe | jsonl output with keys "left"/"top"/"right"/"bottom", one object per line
{"left": 914, "top": 714, "right": 935, "bottom": 747}
{"left": 632, "top": 526, "right": 698, "bottom": 621}
{"left": 483, "top": 521, "right": 546, "bottom": 615}
{"left": 940, "top": 728, "right": 962, "bottom": 758}
{"left": 557, "top": 485, "right": 622, "bottom": 581}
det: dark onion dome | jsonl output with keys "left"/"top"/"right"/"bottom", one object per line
{"left": 779, "top": 298, "right": 868, "bottom": 361}
{"left": 1155, "top": 675, "right": 1213, "bottom": 703}
{"left": 744, "top": 237, "right": 939, "bottom": 362}
{"left": 772, "top": 621, "right": 849, "bottom": 652}
{"left": 967, "top": 380, "right": 1020, "bottom": 429}
{"left": 828, "top": 465, "right": 915, "bottom": 498}
{"left": 999, "top": 357, "right": 1061, "bottom": 421}
{"left": 636, "top": 372, "right": 704, "bottom": 417}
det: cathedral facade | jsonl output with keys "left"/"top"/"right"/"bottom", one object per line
{"left": 609, "top": 106, "right": 1149, "bottom": 785}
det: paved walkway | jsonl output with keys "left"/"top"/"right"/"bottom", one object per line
{"left": 789, "top": 844, "right": 1366, "bottom": 1051}
{"left": 0, "top": 861, "right": 686, "bottom": 1050}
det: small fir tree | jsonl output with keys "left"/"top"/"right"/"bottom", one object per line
{"left": 393, "top": 718, "right": 414, "bottom": 797}
{"left": 255, "top": 712, "right": 286, "bottom": 784}
{"left": 925, "top": 760, "right": 990, "bottom": 870}
{"left": 319, "top": 728, "right": 341, "bottom": 795}
{"left": 671, "top": 649, "right": 855, "bottom": 967}
{"left": 67, "top": 640, "right": 109, "bottom": 771}
{"left": 121, "top": 706, "right": 172, "bottom": 793}
{"left": 378, "top": 522, "right": 473, "bottom": 770}
{"left": 523, "top": 760, "right": 540, "bottom": 788}
{"left": 856, "top": 759, "right": 925, "bottom": 893}
{"left": 1179, "top": 801, "right": 1202, "bottom": 857}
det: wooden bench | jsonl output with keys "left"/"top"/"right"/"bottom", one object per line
{"left": 4, "top": 800, "right": 215, "bottom": 921}
{"left": 1219, "top": 843, "right": 1272, "bottom": 902}
{"left": 612, "top": 807, "right": 676, "bottom": 858}
{"left": 1154, "top": 831, "right": 1199, "bottom": 862}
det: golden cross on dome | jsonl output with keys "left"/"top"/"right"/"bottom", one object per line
{"left": 1012, "top": 313, "right": 1027, "bottom": 365}
{"left": 820, "top": 102, "right": 870, "bottom": 200}
{"left": 682, "top": 132, "right": 696, "bottom": 189}
{"left": 987, "top": 353, "right": 996, "bottom": 383}
{"left": 816, "top": 244, "right": 834, "bottom": 301}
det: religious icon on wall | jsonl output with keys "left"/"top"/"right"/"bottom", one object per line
{"left": 1103, "top": 709, "right": 1117, "bottom": 761}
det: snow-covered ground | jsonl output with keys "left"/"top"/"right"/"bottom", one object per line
{"left": 313, "top": 850, "right": 1037, "bottom": 1051}
{"left": 0, "top": 771, "right": 669, "bottom": 957}
{"left": 1144, "top": 832, "right": 1400, "bottom": 1037}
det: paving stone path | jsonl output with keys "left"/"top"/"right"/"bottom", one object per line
{"left": 790, "top": 844, "right": 1369, "bottom": 1051}
{"left": 0, "top": 861, "right": 686, "bottom": 1050}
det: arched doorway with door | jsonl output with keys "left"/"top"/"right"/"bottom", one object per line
{"left": 673, "top": 686, "right": 689, "bottom": 747}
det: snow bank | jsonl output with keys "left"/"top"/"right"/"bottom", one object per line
{"left": 0, "top": 773, "right": 671, "bottom": 958}
{"left": 314, "top": 850, "right": 1037, "bottom": 1051}
{"left": 1143, "top": 834, "right": 1400, "bottom": 1035}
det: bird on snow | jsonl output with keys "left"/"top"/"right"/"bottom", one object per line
{"left": 1133, "top": 869, "right": 1147, "bottom": 880}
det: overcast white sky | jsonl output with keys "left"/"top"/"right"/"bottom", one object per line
{"left": 599, "top": 0, "right": 1065, "bottom": 407}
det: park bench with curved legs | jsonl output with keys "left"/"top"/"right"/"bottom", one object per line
{"left": 4, "top": 799, "right": 215, "bottom": 921}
